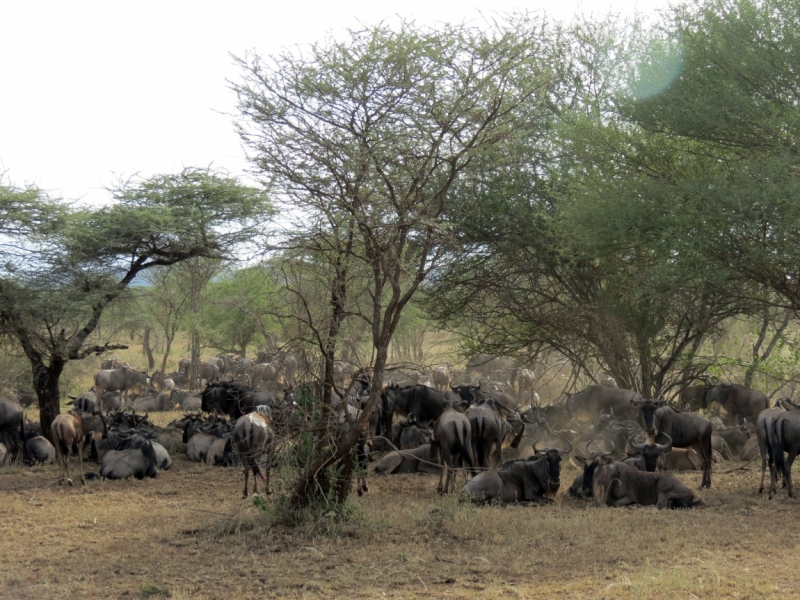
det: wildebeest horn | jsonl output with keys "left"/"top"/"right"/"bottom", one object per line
{"left": 655, "top": 433, "right": 672, "bottom": 454}
{"left": 558, "top": 437, "right": 573, "bottom": 455}
{"left": 629, "top": 434, "right": 646, "bottom": 453}
{"left": 67, "top": 394, "right": 77, "bottom": 400}
{"left": 532, "top": 438, "right": 545, "bottom": 454}
{"left": 631, "top": 399, "right": 643, "bottom": 407}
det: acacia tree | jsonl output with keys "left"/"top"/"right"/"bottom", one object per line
{"left": 0, "top": 169, "right": 267, "bottom": 439}
{"left": 233, "top": 19, "right": 555, "bottom": 507}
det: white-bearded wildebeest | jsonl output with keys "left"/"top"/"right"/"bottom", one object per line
{"left": 0, "top": 399, "right": 26, "bottom": 462}
{"left": 232, "top": 412, "right": 274, "bottom": 498}
{"left": 432, "top": 365, "right": 451, "bottom": 391}
{"left": 593, "top": 461, "right": 703, "bottom": 509}
{"left": 99, "top": 440, "right": 160, "bottom": 480}
{"left": 631, "top": 399, "right": 713, "bottom": 489}
{"left": 200, "top": 381, "right": 271, "bottom": 419}
{"left": 567, "top": 385, "right": 642, "bottom": 421}
{"left": 431, "top": 408, "right": 474, "bottom": 494}
{"left": 626, "top": 433, "right": 673, "bottom": 472}
{"left": 379, "top": 384, "right": 451, "bottom": 440}
{"left": 464, "top": 438, "right": 572, "bottom": 504}
{"left": 569, "top": 439, "right": 615, "bottom": 498}
{"left": 449, "top": 383, "right": 520, "bottom": 411}
{"left": 466, "top": 399, "right": 525, "bottom": 469}
{"left": 756, "top": 399, "right": 798, "bottom": 494}
{"left": 769, "top": 409, "right": 800, "bottom": 499}
{"left": 51, "top": 412, "right": 87, "bottom": 486}
{"left": 374, "top": 444, "right": 443, "bottom": 475}
{"left": 94, "top": 366, "right": 149, "bottom": 401}
{"left": 700, "top": 383, "right": 768, "bottom": 424}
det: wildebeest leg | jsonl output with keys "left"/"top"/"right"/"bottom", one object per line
{"left": 759, "top": 434, "right": 769, "bottom": 494}
{"left": 242, "top": 466, "right": 250, "bottom": 499}
{"left": 64, "top": 447, "right": 73, "bottom": 486}
{"left": 77, "top": 443, "right": 85, "bottom": 485}
{"left": 697, "top": 437, "right": 712, "bottom": 489}
{"left": 611, "top": 496, "right": 636, "bottom": 507}
{"left": 785, "top": 450, "right": 797, "bottom": 498}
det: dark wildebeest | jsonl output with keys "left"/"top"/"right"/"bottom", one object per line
{"left": 757, "top": 399, "right": 797, "bottom": 494}
{"left": 0, "top": 399, "right": 26, "bottom": 462}
{"left": 714, "top": 424, "right": 751, "bottom": 457}
{"left": 567, "top": 385, "right": 642, "bottom": 421}
{"left": 232, "top": 413, "right": 274, "bottom": 498}
{"left": 200, "top": 382, "right": 271, "bottom": 419}
{"left": 25, "top": 436, "right": 55, "bottom": 464}
{"left": 393, "top": 416, "right": 432, "bottom": 450}
{"left": 770, "top": 409, "right": 800, "bottom": 498}
{"left": 593, "top": 461, "right": 703, "bottom": 509}
{"left": 627, "top": 433, "right": 673, "bottom": 472}
{"left": 569, "top": 439, "right": 615, "bottom": 498}
{"left": 431, "top": 408, "right": 474, "bottom": 494}
{"left": 374, "top": 444, "right": 443, "bottom": 475}
{"left": 99, "top": 440, "right": 160, "bottom": 480}
{"left": 631, "top": 399, "right": 713, "bottom": 489}
{"left": 131, "top": 392, "right": 174, "bottom": 412}
{"left": 379, "top": 384, "right": 450, "bottom": 440}
{"left": 51, "top": 412, "right": 86, "bottom": 485}
{"left": 451, "top": 383, "right": 520, "bottom": 411}
{"left": 701, "top": 383, "right": 768, "bottom": 424}
{"left": 464, "top": 438, "right": 572, "bottom": 504}
{"left": 94, "top": 367, "right": 149, "bottom": 399}
{"left": 15, "top": 391, "right": 37, "bottom": 408}
{"left": 467, "top": 399, "right": 524, "bottom": 469}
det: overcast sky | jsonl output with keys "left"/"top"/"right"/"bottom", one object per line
{"left": 0, "top": 1, "right": 673, "bottom": 204}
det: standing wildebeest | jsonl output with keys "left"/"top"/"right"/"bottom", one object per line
{"left": 15, "top": 391, "right": 37, "bottom": 408}
{"left": 701, "top": 383, "right": 768, "bottom": 424}
{"left": 94, "top": 367, "right": 149, "bottom": 400}
{"left": 769, "top": 409, "right": 800, "bottom": 498}
{"left": 200, "top": 382, "right": 271, "bottom": 419}
{"left": 517, "top": 368, "right": 535, "bottom": 401}
{"left": 631, "top": 399, "right": 713, "bottom": 489}
{"left": 0, "top": 399, "right": 26, "bottom": 462}
{"left": 431, "top": 408, "right": 474, "bottom": 494}
{"left": 232, "top": 413, "right": 274, "bottom": 498}
{"left": 467, "top": 399, "right": 524, "bottom": 469}
{"left": 593, "top": 461, "right": 703, "bottom": 509}
{"left": 51, "top": 412, "right": 86, "bottom": 485}
{"left": 449, "top": 383, "right": 520, "bottom": 411}
{"left": 567, "top": 385, "right": 642, "bottom": 420}
{"left": 756, "top": 399, "right": 797, "bottom": 494}
{"left": 432, "top": 365, "right": 451, "bottom": 391}
{"left": 464, "top": 439, "right": 572, "bottom": 504}
{"left": 379, "top": 384, "right": 450, "bottom": 439}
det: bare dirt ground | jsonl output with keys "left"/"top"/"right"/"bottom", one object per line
{"left": 3, "top": 426, "right": 800, "bottom": 600}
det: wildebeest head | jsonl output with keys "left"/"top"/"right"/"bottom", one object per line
{"left": 631, "top": 399, "right": 666, "bottom": 435}
{"left": 629, "top": 433, "right": 672, "bottom": 472}
{"left": 532, "top": 437, "right": 573, "bottom": 489}
{"left": 449, "top": 383, "right": 480, "bottom": 405}
{"left": 574, "top": 438, "right": 615, "bottom": 497}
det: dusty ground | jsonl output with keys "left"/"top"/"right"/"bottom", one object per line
{"left": 2, "top": 425, "right": 799, "bottom": 600}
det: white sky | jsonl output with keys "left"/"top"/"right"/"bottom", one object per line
{"left": 0, "top": 0, "right": 672, "bottom": 204}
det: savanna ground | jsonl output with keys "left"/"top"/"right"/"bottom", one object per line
{"left": 2, "top": 408, "right": 800, "bottom": 600}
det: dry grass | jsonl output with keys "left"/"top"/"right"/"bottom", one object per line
{"left": 2, "top": 448, "right": 799, "bottom": 599}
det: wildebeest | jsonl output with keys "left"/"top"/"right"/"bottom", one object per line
{"left": 569, "top": 439, "right": 615, "bottom": 498}
{"left": 379, "top": 384, "right": 450, "bottom": 439}
{"left": 94, "top": 366, "right": 149, "bottom": 399}
{"left": 701, "top": 383, "right": 768, "bottom": 424}
{"left": 757, "top": 400, "right": 795, "bottom": 494}
{"left": 374, "top": 443, "right": 443, "bottom": 475}
{"left": 25, "top": 436, "right": 55, "bottom": 464}
{"left": 232, "top": 412, "right": 274, "bottom": 498}
{"left": 206, "top": 437, "right": 234, "bottom": 466}
{"left": 432, "top": 365, "right": 451, "bottom": 391}
{"left": 464, "top": 439, "right": 572, "bottom": 504}
{"left": 517, "top": 368, "right": 535, "bottom": 401}
{"left": 186, "top": 431, "right": 217, "bottom": 462}
{"left": 15, "top": 390, "right": 37, "bottom": 408}
{"left": 200, "top": 382, "right": 271, "bottom": 419}
{"left": 0, "top": 399, "right": 26, "bottom": 462}
{"left": 658, "top": 448, "right": 705, "bottom": 471}
{"left": 593, "top": 461, "right": 703, "bottom": 509}
{"left": 631, "top": 399, "right": 713, "bottom": 489}
{"left": 467, "top": 399, "right": 524, "bottom": 469}
{"left": 770, "top": 409, "right": 800, "bottom": 498}
{"left": 431, "top": 408, "right": 474, "bottom": 494}
{"left": 567, "top": 385, "right": 642, "bottom": 420}
{"left": 99, "top": 440, "right": 160, "bottom": 480}
{"left": 51, "top": 412, "right": 86, "bottom": 485}
{"left": 714, "top": 424, "right": 751, "bottom": 457}
{"left": 131, "top": 392, "right": 174, "bottom": 412}
{"left": 626, "top": 433, "right": 673, "bottom": 472}
{"left": 393, "top": 416, "right": 432, "bottom": 450}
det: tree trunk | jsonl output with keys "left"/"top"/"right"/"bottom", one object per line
{"left": 189, "top": 329, "right": 201, "bottom": 390}
{"left": 142, "top": 326, "right": 155, "bottom": 370}
{"left": 33, "top": 359, "right": 65, "bottom": 443}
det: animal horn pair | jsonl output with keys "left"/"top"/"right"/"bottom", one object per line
{"left": 585, "top": 437, "right": 615, "bottom": 457}
{"left": 533, "top": 437, "right": 573, "bottom": 456}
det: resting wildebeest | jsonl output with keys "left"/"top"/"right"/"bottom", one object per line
{"left": 567, "top": 385, "right": 641, "bottom": 420}
{"left": 379, "top": 384, "right": 450, "bottom": 439}
{"left": 51, "top": 412, "right": 87, "bottom": 485}
{"left": 393, "top": 416, "right": 432, "bottom": 450}
{"left": 431, "top": 408, "right": 474, "bottom": 494}
{"left": 626, "top": 433, "right": 673, "bottom": 472}
{"left": 131, "top": 392, "right": 174, "bottom": 412}
{"left": 593, "top": 461, "right": 703, "bottom": 509}
{"left": 374, "top": 444, "right": 443, "bottom": 475}
{"left": 701, "top": 383, "right": 768, "bottom": 424}
{"left": 232, "top": 412, "right": 274, "bottom": 498}
{"left": 769, "top": 409, "right": 800, "bottom": 498}
{"left": 99, "top": 440, "right": 159, "bottom": 480}
{"left": 25, "top": 436, "right": 55, "bottom": 464}
{"left": 464, "top": 438, "right": 572, "bottom": 504}
{"left": 569, "top": 439, "right": 615, "bottom": 498}
{"left": 0, "top": 399, "right": 26, "bottom": 462}
{"left": 94, "top": 366, "right": 149, "bottom": 399}
{"left": 631, "top": 399, "right": 713, "bottom": 489}
{"left": 200, "top": 382, "right": 271, "bottom": 419}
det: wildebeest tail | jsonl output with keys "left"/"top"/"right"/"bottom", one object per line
{"left": 772, "top": 417, "right": 786, "bottom": 473}
{"left": 763, "top": 416, "right": 774, "bottom": 469}
{"left": 56, "top": 423, "right": 69, "bottom": 457}
{"left": 474, "top": 418, "right": 485, "bottom": 468}
{"left": 430, "top": 438, "right": 440, "bottom": 464}
{"left": 19, "top": 414, "right": 28, "bottom": 462}
{"left": 458, "top": 421, "right": 473, "bottom": 470}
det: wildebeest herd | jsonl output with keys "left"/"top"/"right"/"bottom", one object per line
{"left": 2, "top": 354, "right": 799, "bottom": 513}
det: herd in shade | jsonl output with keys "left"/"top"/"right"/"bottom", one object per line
{"left": 3, "top": 352, "right": 800, "bottom": 509}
